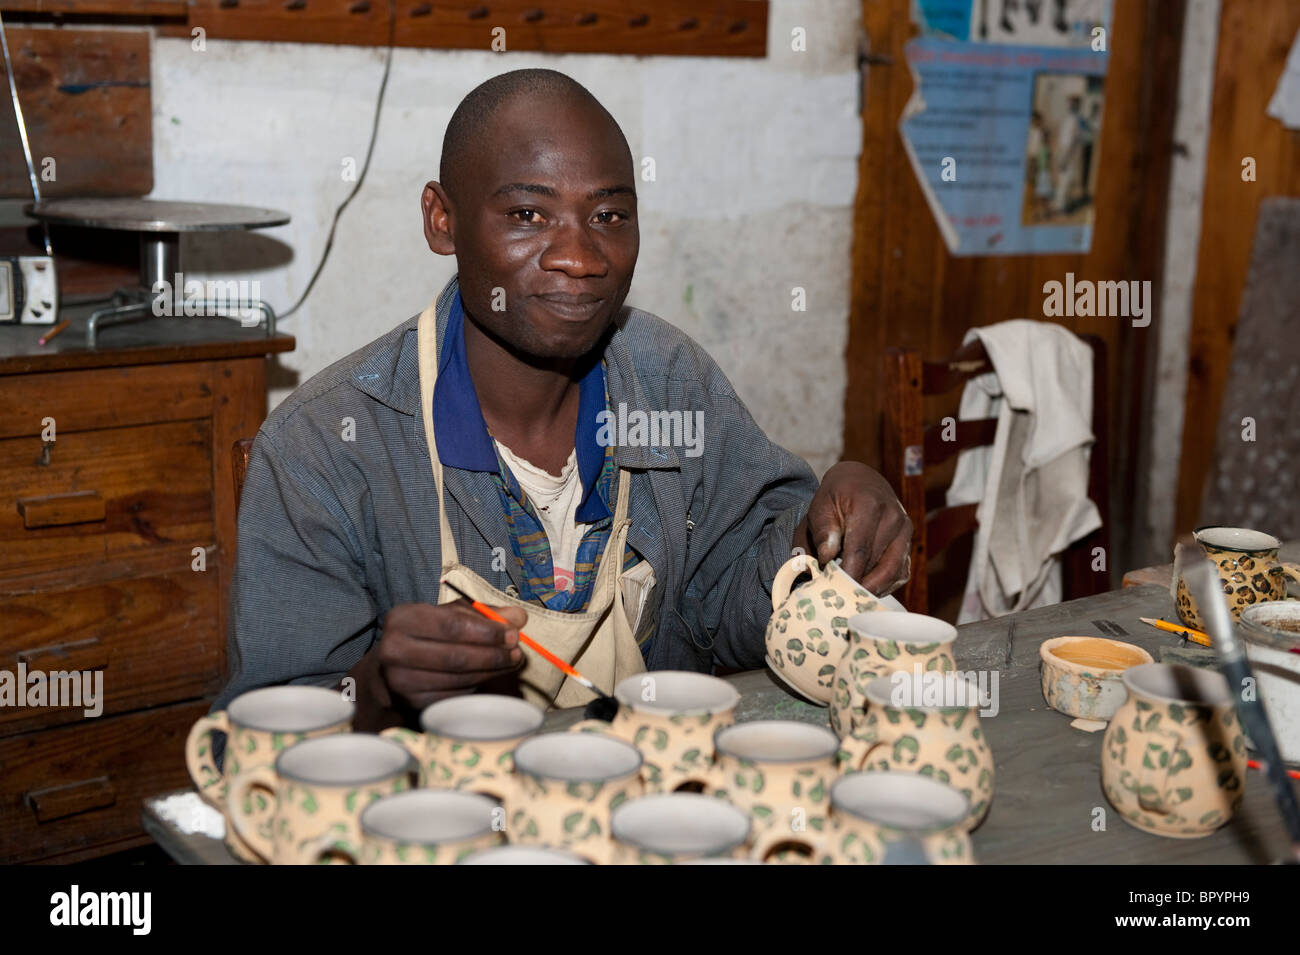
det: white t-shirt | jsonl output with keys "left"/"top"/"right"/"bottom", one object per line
{"left": 495, "top": 441, "right": 589, "bottom": 593}
{"left": 494, "top": 441, "right": 656, "bottom": 633}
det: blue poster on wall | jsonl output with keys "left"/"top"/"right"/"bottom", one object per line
{"left": 901, "top": 0, "right": 1112, "bottom": 255}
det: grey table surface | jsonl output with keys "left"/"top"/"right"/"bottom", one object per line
{"left": 142, "top": 584, "right": 1300, "bottom": 865}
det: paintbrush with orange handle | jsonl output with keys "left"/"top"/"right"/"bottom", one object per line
{"left": 1249, "top": 760, "right": 1300, "bottom": 782}
{"left": 441, "top": 579, "right": 619, "bottom": 720}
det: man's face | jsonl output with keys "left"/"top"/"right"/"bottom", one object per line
{"left": 425, "top": 96, "right": 640, "bottom": 362}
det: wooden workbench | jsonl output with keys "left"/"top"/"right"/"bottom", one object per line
{"left": 142, "top": 584, "right": 1300, "bottom": 864}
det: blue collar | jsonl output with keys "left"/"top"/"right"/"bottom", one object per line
{"left": 432, "top": 289, "right": 611, "bottom": 522}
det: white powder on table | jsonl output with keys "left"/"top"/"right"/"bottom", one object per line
{"left": 152, "top": 791, "right": 226, "bottom": 840}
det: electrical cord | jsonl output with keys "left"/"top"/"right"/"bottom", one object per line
{"left": 280, "top": 0, "right": 396, "bottom": 321}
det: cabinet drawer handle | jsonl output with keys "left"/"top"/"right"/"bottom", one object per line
{"left": 17, "top": 491, "right": 106, "bottom": 529}
{"left": 17, "top": 637, "right": 109, "bottom": 674}
{"left": 25, "top": 777, "right": 117, "bottom": 823}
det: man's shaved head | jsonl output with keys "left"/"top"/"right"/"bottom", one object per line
{"left": 440, "top": 69, "right": 629, "bottom": 204}
{"left": 422, "top": 68, "right": 639, "bottom": 364}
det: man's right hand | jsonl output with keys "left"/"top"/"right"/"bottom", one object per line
{"left": 348, "top": 600, "right": 526, "bottom": 730}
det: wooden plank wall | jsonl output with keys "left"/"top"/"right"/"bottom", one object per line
{"left": 0, "top": 28, "right": 152, "bottom": 198}
{"left": 845, "top": 0, "right": 1185, "bottom": 601}
{"left": 1174, "top": 0, "right": 1300, "bottom": 536}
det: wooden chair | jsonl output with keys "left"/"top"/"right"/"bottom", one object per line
{"left": 882, "top": 334, "right": 1110, "bottom": 616}
{"left": 233, "top": 437, "right": 255, "bottom": 505}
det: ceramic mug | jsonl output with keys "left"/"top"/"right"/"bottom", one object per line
{"left": 185, "top": 686, "right": 353, "bottom": 863}
{"left": 381, "top": 694, "right": 544, "bottom": 800}
{"left": 1175, "top": 526, "right": 1300, "bottom": 630}
{"left": 228, "top": 733, "right": 416, "bottom": 864}
{"left": 501, "top": 731, "right": 646, "bottom": 864}
{"left": 305, "top": 789, "right": 503, "bottom": 864}
{"left": 764, "top": 554, "right": 899, "bottom": 705}
{"left": 830, "top": 611, "right": 958, "bottom": 739}
{"left": 706, "top": 720, "right": 841, "bottom": 862}
{"left": 459, "top": 845, "right": 591, "bottom": 865}
{"left": 840, "top": 671, "right": 994, "bottom": 830}
{"left": 1101, "top": 663, "right": 1247, "bottom": 838}
{"left": 609, "top": 793, "right": 752, "bottom": 864}
{"left": 568, "top": 671, "right": 740, "bottom": 792}
{"left": 820, "top": 771, "right": 974, "bottom": 865}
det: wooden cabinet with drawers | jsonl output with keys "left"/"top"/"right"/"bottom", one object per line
{"left": 0, "top": 317, "right": 293, "bottom": 863}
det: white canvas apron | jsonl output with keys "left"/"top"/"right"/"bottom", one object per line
{"left": 416, "top": 300, "right": 646, "bottom": 708}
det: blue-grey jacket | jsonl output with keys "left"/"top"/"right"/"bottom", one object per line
{"left": 215, "top": 276, "right": 818, "bottom": 709}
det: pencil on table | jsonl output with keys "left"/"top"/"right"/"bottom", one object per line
{"left": 38, "top": 319, "right": 70, "bottom": 346}
{"left": 1139, "top": 616, "right": 1212, "bottom": 647}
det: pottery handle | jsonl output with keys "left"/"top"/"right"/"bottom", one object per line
{"left": 1136, "top": 728, "right": 1185, "bottom": 817}
{"left": 301, "top": 829, "right": 361, "bottom": 866}
{"left": 838, "top": 674, "right": 869, "bottom": 743}
{"left": 185, "top": 711, "right": 231, "bottom": 807}
{"left": 771, "top": 553, "right": 820, "bottom": 611}
{"left": 837, "top": 723, "right": 895, "bottom": 775}
{"left": 750, "top": 826, "right": 822, "bottom": 865}
{"left": 1280, "top": 562, "right": 1300, "bottom": 595}
{"left": 379, "top": 727, "right": 428, "bottom": 787}
{"left": 227, "top": 764, "right": 279, "bottom": 863}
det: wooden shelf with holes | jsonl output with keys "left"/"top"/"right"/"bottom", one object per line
{"left": 1, "top": 0, "right": 769, "bottom": 56}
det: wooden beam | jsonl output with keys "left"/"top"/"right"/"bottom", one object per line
{"left": 154, "top": 0, "right": 769, "bottom": 56}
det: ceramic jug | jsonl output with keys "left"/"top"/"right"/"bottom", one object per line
{"left": 1175, "top": 526, "right": 1300, "bottom": 631}
{"left": 305, "top": 789, "right": 503, "bottom": 865}
{"left": 185, "top": 685, "right": 353, "bottom": 863}
{"left": 830, "top": 610, "right": 957, "bottom": 739}
{"left": 839, "top": 671, "right": 994, "bottom": 830}
{"left": 1101, "top": 662, "right": 1246, "bottom": 838}
{"left": 228, "top": 733, "right": 416, "bottom": 864}
{"left": 820, "top": 771, "right": 974, "bottom": 865}
{"left": 764, "top": 554, "right": 900, "bottom": 705}
{"left": 706, "top": 720, "right": 841, "bottom": 863}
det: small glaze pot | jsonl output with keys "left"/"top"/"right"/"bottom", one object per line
{"left": 831, "top": 611, "right": 957, "bottom": 739}
{"left": 1101, "top": 663, "right": 1247, "bottom": 839}
{"left": 820, "top": 771, "right": 974, "bottom": 865}
{"left": 1039, "top": 636, "right": 1153, "bottom": 722}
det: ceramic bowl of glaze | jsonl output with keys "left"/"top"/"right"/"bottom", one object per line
{"left": 1039, "top": 636, "right": 1154, "bottom": 721}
